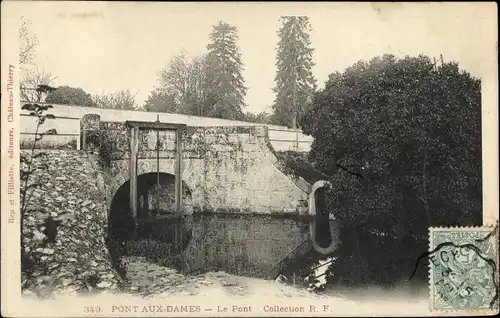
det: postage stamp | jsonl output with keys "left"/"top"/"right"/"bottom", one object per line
{"left": 429, "top": 226, "right": 499, "bottom": 312}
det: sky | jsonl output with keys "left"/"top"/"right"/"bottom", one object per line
{"left": 7, "top": 1, "right": 497, "bottom": 114}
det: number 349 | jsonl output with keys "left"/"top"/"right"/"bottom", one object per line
{"left": 84, "top": 306, "right": 102, "bottom": 313}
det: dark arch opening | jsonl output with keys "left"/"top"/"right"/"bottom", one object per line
{"left": 314, "top": 187, "right": 333, "bottom": 249}
{"left": 107, "top": 173, "right": 193, "bottom": 275}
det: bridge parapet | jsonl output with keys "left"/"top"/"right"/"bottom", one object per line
{"left": 82, "top": 116, "right": 276, "bottom": 160}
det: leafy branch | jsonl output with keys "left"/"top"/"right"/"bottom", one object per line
{"left": 20, "top": 84, "right": 57, "bottom": 291}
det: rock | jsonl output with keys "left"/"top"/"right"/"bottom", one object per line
{"left": 89, "top": 261, "right": 98, "bottom": 267}
{"left": 33, "top": 230, "right": 46, "bottom": 241}
{"left": 81, "top": 200, "right": 92, "bottom": 207}
{"left": 68, "top": 258, "right": 77, "bottom": 263}
{"left": 42, "top": 248, "right": 55, "bottom": 255}
{"left": 55, "top": 176, "right": 67, "bottom": 181}
{"left": 221, "top": 280, "right": 237, "bottom": 287}
{"left": 41, "top": 256, "right": 48, "bottom": 261}
{"left": 130, "top": 286, "right": 139, "bottom": 291}
{"left": 101, "top": 273, "right": 115, "bottom": 280}
{"left": 48, "top": 263, "right": 60, "bottom": 270}
{"left": 198, "top": 280, "right": 213, "bottom": 285}
{"left": 55, "top": 196, "right": 65, "bottom": 202}
{"left": 96, "top": 281, "right": 112, "bottom": 289}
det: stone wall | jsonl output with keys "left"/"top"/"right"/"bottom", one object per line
{"left": 21, "top": 150, "right": 121, "bottom": 296}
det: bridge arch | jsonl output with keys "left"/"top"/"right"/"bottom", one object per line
{"left": 108, "top": 172, "right": 193, "bottom": 243}
{"left": 104, "top": 158, "right": 200, "bottom": 211}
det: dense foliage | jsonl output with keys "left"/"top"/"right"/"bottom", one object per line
{"left": 45, "top": 86, "right": 93, "bottom": 106}
{"left": 152, "top": 53, "right": 209, "bottom": 116}
{"left": 243, "top": 111, "right": 272, "bottom": 124}
{"left": 272, "top": 17, "right": 317, "bottom": 128}
{"left": 302, "top": 54, "right": 481, "bottom": 232}
{"left": 143, "top": 90, "right": 178, "bottom": 113}
{"left": 300, "top": 55, "right": 482, "bottom": 285}
{"left": 91, "top": 89, "right": 138, "bottom": 110}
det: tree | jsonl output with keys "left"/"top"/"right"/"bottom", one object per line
{"left": 19, "top": 18, "right": 39, "bottom": 65}
{"left": 205, "top": 21, "right": 247, "bottom": 120}
{"left": 19, "top": 18, "right": 58, "bottom": 103}
{"left": 302, "top": 54, "right": 481, "bottom": 232}
{"left": 301, "top": 54, "right": 482, "bottom": 286}
{"left": 156, "top": 53, "right": 209, "bottom": 116}
{"left": 45, "top": 86, "right": 93, "bottom": 106}
{"left": 92, "top": 89, "right": 138, "bottom": 110}
{"left": 272, "top": 16, "right": 317, "bottom": 128}
{"left": 142, "top": 89, "right": 178, "bottom": 113}
{"left": 243, "top": 111, "right": 272, "bottom": 124}
{"left": 20, "top": 67, "right": 57, "bottom": 102}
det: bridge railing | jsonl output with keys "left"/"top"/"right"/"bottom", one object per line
{"left": 19, "top": 102, "right": 313, "bottom": 152}
{"left": 268, "top": 127, "right": 313, "bottom": 152}
{"left": 20, "top": 110, "right": 81, "bottom": 150}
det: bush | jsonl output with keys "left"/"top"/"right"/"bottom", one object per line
{"left": 83, "top": 129, "right": 118, "bottom": 167}
{"left": 301, "top": 54, "right": 482, "bottom": 232}
{"left": 300, "top": 55, "right": 482, "bottom": 286}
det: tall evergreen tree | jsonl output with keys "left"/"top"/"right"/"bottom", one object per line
{"left": 272, "top": 16, "right": 317, "bottom": 128}
{"left": 205, "top": 21, "right": 247, "bottom": 120}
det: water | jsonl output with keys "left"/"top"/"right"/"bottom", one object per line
{"left": 113, "top": 212, "right": 316, "bottom": 279}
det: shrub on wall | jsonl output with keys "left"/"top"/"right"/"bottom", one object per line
{"left": 84, "top": 129, "right": 119, "bottom": 168}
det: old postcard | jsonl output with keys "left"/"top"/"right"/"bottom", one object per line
{"left": 1, "top": 1, "right": 498, "bottom": 317}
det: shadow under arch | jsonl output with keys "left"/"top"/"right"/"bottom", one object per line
{"left": 309, "top": 180, "right": 339, "bottom": 255}
{"left": 107, "top": 173, "right": 194, "bottom": 270}
{"left": 314, "top": 186, "right": 333, "bottom": 248}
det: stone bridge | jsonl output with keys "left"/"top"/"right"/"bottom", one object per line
{"left": 82, "top": 114, "right": 314, "bottom": 216}
{"left": 81, "top": 114, "right": 338, "bottom": 279}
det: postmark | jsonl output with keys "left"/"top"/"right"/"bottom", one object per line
{"left": 428, "top": 226, "right": 499, "bottom": 311}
